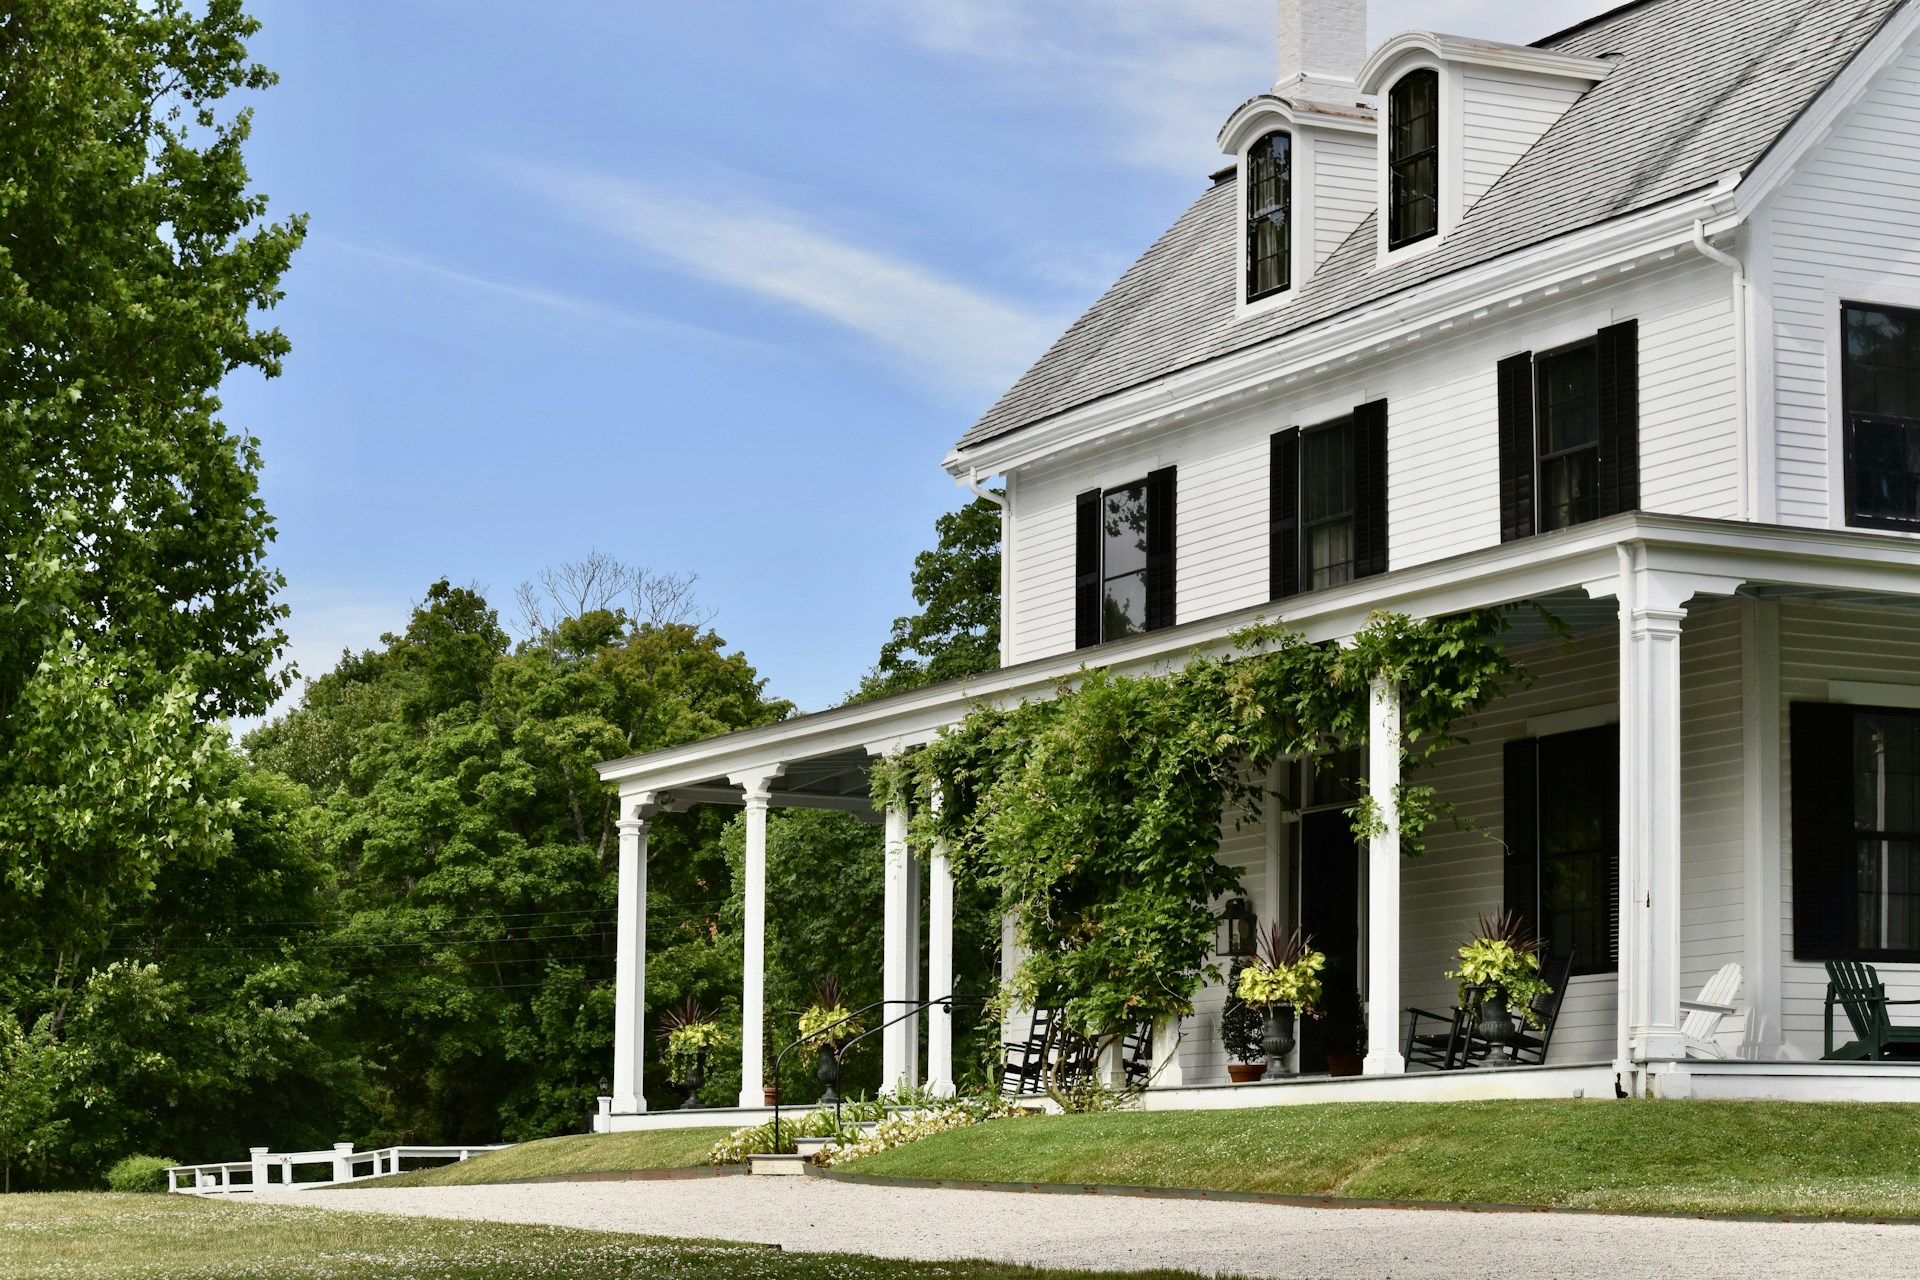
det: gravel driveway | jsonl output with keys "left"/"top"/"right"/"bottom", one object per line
{"left": 255, "top": 1176, "right": 1915, "bottom": 1279}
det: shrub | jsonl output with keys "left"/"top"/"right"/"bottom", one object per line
{"left": 106, "top": 1155, "right": 178, "bottom": 1193}
{"left": 820, "top": 1095, "right": 1025, "bottom": 1166}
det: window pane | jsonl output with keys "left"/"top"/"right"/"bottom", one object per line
{"left": 1540, "top": 453, "right": 1599, "bottom": 532}
{"left": 1540, "top": 346, "right": 1599, "bottom": 453}
{"left": 1301, "top": 418, "right": 1354, "bottom": 588}
{"left": 1850, "top": 711, "right": 1920, "bottom": 955}
{"left": 1389, "top": 70, "right": 1439, "bottom": 247}
{"left": 1101, "top": 570, "right": 1147, "bottom": 640}
{"left": 1301, "top": 423, "right": 1353, "bottom": 522}
{"left": 1307, "top": 520, "right": 1353, "bottom": 590}
{"left": 1846, "top": 305, "right": 1920, "bottom": 418}
{"left": 1102, "top": 484, "right": 1149, "bottom": 578}
{"left": 1852, "top": 418, "right": 1920, "bottom": 522}
{"left": 1252, "top": 216, "right": 1288, "bottom": 296}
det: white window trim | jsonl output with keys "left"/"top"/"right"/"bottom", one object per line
{"left": 1373, "top": 59, "right": 1461, "bottom": 264}
{"left": 1821, "top": 275, "right": 1920, "bottom": 536}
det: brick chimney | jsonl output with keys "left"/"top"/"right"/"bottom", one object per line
{"left": 1275, "top": 0, "right": 1367, "bottom": 104}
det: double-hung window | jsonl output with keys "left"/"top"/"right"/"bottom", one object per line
{"left": 1388, "top": 69, "right": 1439, "bottom": 250}
{"left": 1504, "top": 726, "right": 1619, "bottom": 976}
{"left": 1247, "top": 132, "right": 1292, "bottom": 301}
{"left": 1074, "top": 469, "right": 1176, "bottom": 648}
{"left": 1498, "top": 321, "right": 1640, "bottom": 542}
{"left": 1841, "top": 302, "right": 1920, "bottom": 528}
{"left": 1792, "top": 703, "right": 1920, "bottom": 961}
{"left": 1270, "top": 401, "right": 1387, "bottom": 601}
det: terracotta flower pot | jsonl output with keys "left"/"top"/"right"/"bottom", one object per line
{"left": 762, "top": 1087, "right": 781, "bottom": 1107}
{"left": 1226, "top": 1063, "right": 1266, "bottom": 1084}
{"left": 1326, "top": 1053, "right": 1364, "bottom": 1078}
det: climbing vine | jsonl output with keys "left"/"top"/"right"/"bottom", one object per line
{"left": 872, "top": 608, "right": 1532, "bottom": 1059}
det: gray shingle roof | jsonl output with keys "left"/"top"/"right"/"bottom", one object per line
{"left": 956, "top": 0, "right": 1906, "bottom": 454}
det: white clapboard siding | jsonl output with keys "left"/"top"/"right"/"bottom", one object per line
{"left": 1178, "top": 809, "right": 1269, "bottom": 1082}
{"left": 1004, "top": 258, "right": 1739, "bottom": 665}
{"left": 1763, "top": 41, "right": 1920, "bottom": 528}
{"left": 1777, "top": 601, "right": 1920, "bottom": 1055}
{"left": 1313, "top": 133, "right": 1377, "bottom": 273}
{"left": 1461, "top": 71, "right": 1587, "bottom": 215}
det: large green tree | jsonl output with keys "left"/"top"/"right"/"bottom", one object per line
{"left": 248, "top": 573, "right": 792, "bottom": 1140}
{"left": 0, "top": 0, "right": 304, "bottom": 964}
{"left": 856, "top": 496, "right": 1001, "bottom": 701}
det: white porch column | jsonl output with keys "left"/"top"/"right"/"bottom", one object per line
{"left": 1740, "top": 594, "right": 1785, "bottom": 1059}
{"left": 882, "top": 801, "right": 911, "bottom": 1093}
{"left": 611, "top": 795, "right": 653, "bottom": 1114}
{"left": 1595, "top": 555, "right": 1743, "bottom": 1072}
{"left": 927, "top": 832, "right": 957, "bottom": 1098}
{"left": 732, "top": 767, "right": 783, "bottom": 1108}
{"left": 1363, "top": 676, "right": 1406, "bottom": 1076}
{"left": 907, "top": 842, "right": 923, "bottom": 1086}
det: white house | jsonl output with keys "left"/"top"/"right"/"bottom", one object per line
{"left": 596, "top": 0, "right": 1920, "bottom": 1124}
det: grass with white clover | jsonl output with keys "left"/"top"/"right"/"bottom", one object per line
{"left": 0, "top": 1194, "right": 1228, "bottom": 1280}
{"left": 845, "top": 1099, "right": 1920, "bottom": 1218}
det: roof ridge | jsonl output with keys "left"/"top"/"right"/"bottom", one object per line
{"left": 1532, "top": 0, "right": 1661, "bottom": 49}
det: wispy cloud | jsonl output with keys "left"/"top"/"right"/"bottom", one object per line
{"left": 842, "top": 0, "right": 1620, "bottom": 174}
{"left": 494, "top": 162, "right": 1064, "bottom": 396}
{"left": 323, "top": 238, "right": 756, "bottom": 351}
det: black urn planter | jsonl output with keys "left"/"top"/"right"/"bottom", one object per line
{"left": 1474, "top": 984, "right": 1520, "bottom": 1046}
{"left": 1260, "top": 1005, "right": 1296, "bottom": 1080}
{"left": 816, "top": 1041, "right": 844, "bottom": 1106}
{"left": 679, "top": 1050, "right": 707, "bottom": 1110}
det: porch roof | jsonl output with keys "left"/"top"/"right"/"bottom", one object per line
{"left": 593, "top": 514, "right": 1920, "bottom": 803}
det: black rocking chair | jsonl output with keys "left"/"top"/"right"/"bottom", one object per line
{"left": 1000, "top": 1006, "right": 1056, "bottom": 1095}
{"left": 1402, "top": 951, "right": 1575, "bottom": 1071}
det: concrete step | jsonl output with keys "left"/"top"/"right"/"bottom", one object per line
{"left": 746, "top": 1153, "right": 812, "bottom": 1176}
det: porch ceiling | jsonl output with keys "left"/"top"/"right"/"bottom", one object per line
{"left": 659, "top": 749, "right": 879, "bottom": 820}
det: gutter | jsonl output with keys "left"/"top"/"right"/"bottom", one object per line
{"left": 949, "top": 179, "right": 1744, "bottom": 480}
{"left": 1690, "top": 220, "right": 1753, "bottom": 520}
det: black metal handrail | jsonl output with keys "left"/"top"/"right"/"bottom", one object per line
{"left": 771, "top": 993, "right": 988, "bottom": 1149}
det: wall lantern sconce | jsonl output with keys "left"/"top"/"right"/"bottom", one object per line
{"left": 1216, "top": 897, "right": 1256, "bottom": 958}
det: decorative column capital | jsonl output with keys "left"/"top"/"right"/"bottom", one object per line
{"left": 729, "top": 765, "right": 785, "bottom": 807}
{"left": 616, "top": 792, "right": 657, "bottom": 837}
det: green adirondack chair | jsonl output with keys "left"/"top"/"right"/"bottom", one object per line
{"left": 1823, "top": 959, "right": 1920, "bottom": 1060}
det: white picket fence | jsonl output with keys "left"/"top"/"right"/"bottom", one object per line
{"left": 167, "top": 1142, "right": 510, "bottom": 1194}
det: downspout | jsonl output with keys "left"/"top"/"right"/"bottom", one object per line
{"left": 964, "top": 469, "right": 1012, "bottom": 667}
{"left": 1691, "top": 221, "right": 1753, "bottom": 521}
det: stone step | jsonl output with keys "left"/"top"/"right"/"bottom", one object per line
{"left": 746, "top": 1153, "right": 812, "bottom": 1176}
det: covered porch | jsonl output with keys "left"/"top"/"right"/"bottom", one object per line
{"left": 594, "top": 513, "right": 1920, "bottom": 1122}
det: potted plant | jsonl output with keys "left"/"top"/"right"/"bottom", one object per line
{"left": 1234, "top": 926, "right": 1326, "bottom": 1080}
{"left": 658, "top": 997, "right": 727, "bottom": 1111}
{"left": 1318, "top": 972, "right": 1364, "bottom": 1077}
{"left": 1445, "top": 911, "right": 1552, "bottom": 1048}
{"left": 1219, "top": 956, "right": 1266, "bottom": 1083}
{"left": 797, "top": 975, "right": 865, "bottom": 1106}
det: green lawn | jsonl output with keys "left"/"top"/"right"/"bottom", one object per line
{"left": 370, "top": 1128, "right": 732, "bottom": 1187}
{"left": 845, "top": 1100, "right": 1920, "bottom": 1218}
{"left": 0, "top": 1194, "right": 1224, "bottom": 1280}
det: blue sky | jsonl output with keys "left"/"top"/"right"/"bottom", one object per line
{"left": 227, "top": 0, "right": 1619, "bottom": 721}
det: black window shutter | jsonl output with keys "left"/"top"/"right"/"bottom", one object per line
{"left": 1503, "top": 739, "right": 1540, "bottom": 945}
{"left": 1270, "top": 429, "right": 1300, "bottom": 601}
{"left": 1074, "top": 489, "right": 1100, "bottom": 650}
{"left": 1353, "top": 399, "right": 1389, "bottom": 579}
{"left": 1144, "top": 467, "right": 1177, "bottom": 632}
{"left": 1597, "top": 320, "right": 1640, "bottom": 517}
{"left": 1497, "top": 352, "right": 1536, "bottom": 542}
{"left": 1791, "top": 702, "right": 1856, "bottom": 959}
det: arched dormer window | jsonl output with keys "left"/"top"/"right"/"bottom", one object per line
{"left": 1388, "top": 69, "right": 1439, "bottom": 249}
{"left": 1246, "top": 132, "right": 1291, "bottom": 301}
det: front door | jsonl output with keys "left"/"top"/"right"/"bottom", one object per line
{"left": 1296, "top": 807, "right": 1360, "bottom": 1074}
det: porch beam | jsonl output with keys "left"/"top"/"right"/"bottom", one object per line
{"left": 1363, "top": 677, "right": 1405, "bottom": 1076}
{"left": 611, "top": 794, "right": 655, "bottom": 1114}
{"left": 731, "top": 767, "right": 784, "bottom": 1108}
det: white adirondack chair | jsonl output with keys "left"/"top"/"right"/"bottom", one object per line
{"left": 1679, "top": 962, "right": 1743, "bottom": 1058}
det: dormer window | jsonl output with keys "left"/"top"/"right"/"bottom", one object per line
{"left": 1388, "top": 70, "right": 1439, "bottom": 249}
{"left": 1247, "top": 132, "right": 1292, "bottom": 301}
